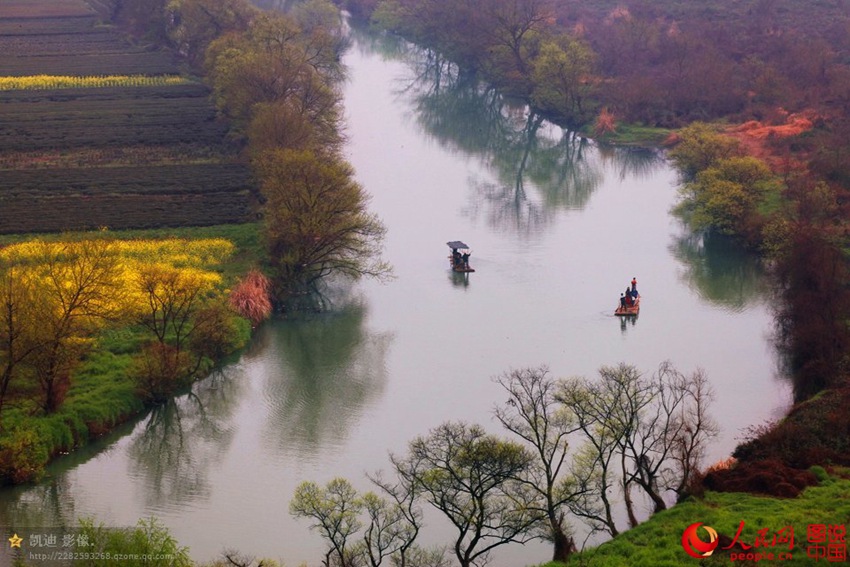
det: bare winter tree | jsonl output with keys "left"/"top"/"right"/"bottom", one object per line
{"left": 557, "top": 362, "right": 718, "bottom": 533}
{"left": 557, "top": 371, "right": 627, "bottom": 537}
{"left": 493, "top": 366, "right": 584, "bottom": 562}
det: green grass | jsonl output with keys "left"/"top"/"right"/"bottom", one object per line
{"left": 545, "top": 473, "right": 850, "bottom": 566}
{"left": 589, "top": 123, "right": 673, "bottom": 146}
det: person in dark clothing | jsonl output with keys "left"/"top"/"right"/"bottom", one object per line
{"left": 461, "top": 251, "right": 470, "bottom": 269}
{"left": 620, "top": 293, "right": 627, "bottom": 309}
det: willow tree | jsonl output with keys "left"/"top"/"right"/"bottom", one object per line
{"left": 390, "top": 421, "right": 537, "bottom": 567}
{"left": 256, "top": 149, "right": 390, "bottom": 295}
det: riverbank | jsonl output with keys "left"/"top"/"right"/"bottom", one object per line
{"left": 0, "top": 223, "right": 262, "bottom": 484}
{"left": 542, "top": 467, "right": 850, "bottom": 566}
{"left": 343, "top": 3, "right": 850, "bottom": 564}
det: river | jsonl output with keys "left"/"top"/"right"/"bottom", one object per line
{"left": 0, "top": 28, "right": 792, "bottom": 566}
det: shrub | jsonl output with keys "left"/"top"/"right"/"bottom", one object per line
{"left": 228, "top": 269, "right": 273, "bottom": 325}
{"left": 0, "top": 426, "right": 49, "bottom": 484}
{"left": 77, "top": 517, "right": 192, "bottom": 567}
{"left": 703, "top": 459, "right": 818, "bottom": 497}
{"left": 130, "top": 343, "right": 193, "bottom": 404}
{"left": 189, "top": 303, "right": 248, "bottom": 360}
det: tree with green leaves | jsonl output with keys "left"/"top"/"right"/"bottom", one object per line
{"left": 668, "top": 122, "right": 741, "bottom": 181}
{"left": 530, "top": 34, "right": 596, "bottom": 127}
{"left": 678, "top": 155, "right": 780, "bottom": 238}
{"left": 256, "top": 149, "right": 390, "bottom": 295}
{"left": 291, "top": 477, "right": 425, "bottom": 567}
{"left": 291, "top": 478, "right": 363, "bottom": 567}
{"left": 204, "top": 10, "right": 344, "bottom": 127}
{"left": 390, "top": 421, "right": 537, "bottom": 567}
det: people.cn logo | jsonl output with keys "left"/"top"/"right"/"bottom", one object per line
{"left": 682, "top": 522, "right": 719, "bottom": 559}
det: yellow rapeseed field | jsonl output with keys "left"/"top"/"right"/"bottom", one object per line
{"left": 0, "top": 237, "right": 235, "bottom": 316}
{"left": 0, "top": 74, "right": 193, "bottom": 90}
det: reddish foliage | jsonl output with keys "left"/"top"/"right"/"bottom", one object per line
{"left": 724, "top": 111, "right": 816, "bottom": 172}
{"left": 702, "top": 459, "right": 817, "bottom": 498}
{"left": 228, "top": 269, "right": 273, "bottom": 325}
{"left": 594, "top": 107, "right": 617, "bottom": 135}
{"left": 703, "top": 386, "right": 850, "bottom": 497}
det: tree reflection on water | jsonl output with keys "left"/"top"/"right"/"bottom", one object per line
{"left": 671, "top": 229, "right": 767, "bottom": 311}
{"left": 259, "top": 291, "right": 392, "bottom": 459}
{"left": 351, "top": 28, "right": 664, "bottom": 237}
{"left": 127, "top": 371, "right": 242, "bottom": 511}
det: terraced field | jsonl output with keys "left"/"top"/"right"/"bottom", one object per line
{"left": 0, "top": 85, "right": 230, "bottom": 151}
{"left": 0, "top": 13, "right": 179, "bottom": 76}
{"left": 0, "top": 0, "right": 255, "bottom": 233}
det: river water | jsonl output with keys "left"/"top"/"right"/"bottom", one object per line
{"left": 0, "top": 29, "right": 792, "bottom": 566}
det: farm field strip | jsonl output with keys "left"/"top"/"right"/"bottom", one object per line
{"left": 0, "top": 192, "right": 254, "bottom": 234}
{"left": 0, "top": 83, "right": 212, "bottom": 102}
{"left": 0, "top": 1, "right": 94, "bottom": 18}
{"left": 0, "top": 164, "right": 253, "bottom": 195}
{"left": 0, "top": 74, "right": 192, "bottom": 90}
{"left": 0, "top": 52, "right": 179, "bottom": 76}
{"left": 0, "top": 15, "right": 98, "bottom": 35}
{"left": 0, "top": 145, "right": 237, "bottom": 170}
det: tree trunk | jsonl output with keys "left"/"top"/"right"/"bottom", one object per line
{"left": 551, "top": 522, "right": 576, "bottom": 563}
{"left": 621, "top": 453, "right": 639, "bottom": 528}
{"left": 623, "top": 480, "right": 639, "bottom": 528}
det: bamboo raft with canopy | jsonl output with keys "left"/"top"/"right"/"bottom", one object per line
{"left": 447, "top": 241, "right": 475, "bottom": 273}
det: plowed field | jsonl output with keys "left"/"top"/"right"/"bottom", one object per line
{"left": 0, "top": 0, "right": 255, "bottom": 234}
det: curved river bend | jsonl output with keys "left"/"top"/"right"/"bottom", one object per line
{"left": 0, "top": 29, "right": 791, "bottom": 566}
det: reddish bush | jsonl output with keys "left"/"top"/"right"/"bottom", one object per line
{"left": 595, "top": 107, "right": 617, "bottom": 135}
{"left": 703, "top": 459, "right": 817, "bottom": 498}
{"left": 228, "top": 269, "right": 273, "bottom": 325}
{"left": 733, "top": 387, "right": 850, "bottom": 469}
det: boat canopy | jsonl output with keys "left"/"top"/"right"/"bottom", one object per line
{"left": 446, "top": 241, "right": 469, "bottom": 250}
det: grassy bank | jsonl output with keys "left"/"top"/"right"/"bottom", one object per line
{"left": 539, "top": 469, "right": 850, "bottom": 566}
{"left": 0, "top": 224, "right": 262, "bottom": 485}
{"left": 589, "top": 123, "right": 674, "bottom": 147}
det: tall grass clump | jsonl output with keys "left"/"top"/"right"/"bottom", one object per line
{"left": 228, "top": 269, "right": 273, "bottom": 325}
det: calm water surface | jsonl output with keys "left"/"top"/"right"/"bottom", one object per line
{"left": 0, "top": 30, "right": 792, "bottom": 566}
